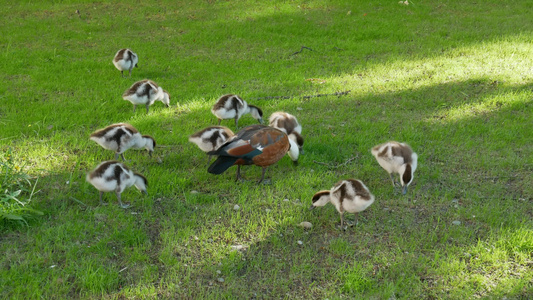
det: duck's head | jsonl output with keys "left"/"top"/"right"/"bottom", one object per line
{"left": 249, "top": 105, "right": 264, "bottom": 124}
{"left": 133, "top": 173, "right": 148, "bottom": 195}
{"left": 162, "top": 90, "right": 170, "bottom": 108}
{"left": 143, "top": 135, "right": 156, "bottom": 156}
{"left": 310, "top": 190, "right": 331, "bottom": 210}
{"left": 289, "top": 132, "right": 304, "bottom": 155}
{"left": 398, "top": 163, "right": 414, "bottom": 194}
{"left": 287, "top": 138, "right": 300, "bottom": 165}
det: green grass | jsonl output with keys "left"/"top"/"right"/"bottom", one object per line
{"left": 1, "top": 0, "right": 532, "bottom": 298}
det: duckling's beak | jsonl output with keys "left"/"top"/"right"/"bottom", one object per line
{"left": 309, "top": 205, "right": 316, "bottom": 211}
{"left": 402, "top": 185, "right": 408, "bottom": 195}
{"left": 148, "top": 150, "right": 153, "bottom": 157}
{"left": 142, "top": 190, "right": 148, "bottom": 195}
{"left": 258, "top": 118, "right": 264, "bottom": 124}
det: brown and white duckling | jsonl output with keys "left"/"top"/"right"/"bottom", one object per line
{"left": 189, "top": 126, "right": 235, "bottom": 164}
{"left": 310, "top": 179, "right": 375, "bottom": 230}
{"left": 371, "top": 141, "right": 418, "bottom": 194}
{"left": 211, "top": 94, "right": 263, "bottom": 128}
{"left": 122, "top": 79, "right": 170, "bottom": 113}
{"left": 113, "top": 48, "right": 138, "bottom": 77}
{"left": 90, "top": 123, "right": 155, "bottom": 161}
{"left": 268, "top": 111, "right": 304, "bottom": 164}
{"left": 86, "top": 160, "right": 148, "bottom": 208}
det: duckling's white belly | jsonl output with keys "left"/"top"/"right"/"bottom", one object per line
{"left": 114, "top": 60, "right": 133, "bottom": 71}
{"left": 343, "top": 196, "right": 375, "bottom": 213}
{"left": 124, "top": 93, "right": 151, "bottom": 105}
{"left": 90, "top": 177, "right": 118, "bottom": 192}
{"left": 90, "top": 137, "right": 119, "bottom": 151}
{"left": 189, "top": 136, "right": 215, "bottom": 152}
{"left": 212, "top": 108, "right": 238, "bottom": 120}
{"left": 375, "top": 156, "right": 403, "bottom": 174}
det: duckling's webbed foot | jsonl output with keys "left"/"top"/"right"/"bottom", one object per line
{"left": 402, "top": 185, "right": 408, "bottom": 195}
{"left": 343, "top": 218, "right": 358, "bottom": 227}
{"left": 119, "top": 202, "right": 131, "bottom": 209}
{"left": 260, "top": 178, "right": 272, "bottom": 185}
{"left": 336, "top": 224, "right": 349, "bottom": 231}
{"left": 115, "top": 192, "right": 131, "bottom": 209}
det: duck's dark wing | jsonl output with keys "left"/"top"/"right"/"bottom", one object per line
{"left": 207, "top": 125, "right": 270, "bottom": 174}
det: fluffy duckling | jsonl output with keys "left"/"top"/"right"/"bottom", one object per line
{"left": 189, "top": 126, "right": 235, "bottom": 164}
{"left": 311, "top": 179, "right": 375, "bottom": 230}
{"left": 90, "top": 123, "right": 156, "bottom": 161}
{"left": 207, "top": 124, "right": 289, "bottom": 183}
{"left": 371, "top": 141, "right": 418, "bottom": 194}
{"left": 113, "top": 48, "right": 138, "bottom": 77}
{"left": 86, "top": 160, "right": 148, "bottom": 208}
{"left": 211, "top": 94, "right": 263, "bottom": 128}
{"left": 122, "top": 79, "right": 170, "bottom": 113}
{"left": 269, "top": 111, "right": 304, "bottom": 164}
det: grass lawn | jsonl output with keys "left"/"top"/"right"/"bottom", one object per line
{"left": 1, "top": 0, "right": 532, "bottom": 298}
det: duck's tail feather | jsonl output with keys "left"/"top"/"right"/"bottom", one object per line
{"left": 208, "top": 156, "right": 238, "bottom": 174}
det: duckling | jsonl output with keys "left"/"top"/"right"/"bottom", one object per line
{"left": 113, "top": 48, "right": 138, "bottom": 77}
{"left": 211, "top": 94, "right": 263, "bottom": 128}
{"left": 90, "top": 123, "right": 155, "bottom": 161}
{"left": 189, "top": 126, "right": 235, "bottom": 164}
{"left": 122, "top": 79, "right": 170, "bottom": 113}
{"left": 207, "top": 124, "right": 289, "bottom": 183}
{"left": 269, "top": 111, "right": 304, "bottom": 164}
{"left": 371, "top": 141, "right": 418, "bottom": 194}
{"left": 310, "top": 179, "right": 375, "bottom": 230}
{"left": 86, "top": 160, "right": 148, "bottom": 208}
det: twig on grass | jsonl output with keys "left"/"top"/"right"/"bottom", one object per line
{"left": 290, "top": 46, "right": 314, "bottom": 56}
{"left": 302, "top": 90, "right": 351, "bottom": 100}
{"left": 313, "top": 155, "right": 358, "bottom": 169}
{"left": 252, "top": 90, "right": 351, "bottom": 101}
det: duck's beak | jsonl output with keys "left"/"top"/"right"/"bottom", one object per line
{"left": 309, "top": 205, "right": 316, "bottom": 211}
{"left": 402, "top": 185, "right": 408, "bottom": 195}
{"left": 142, "top": 190, "right": 148, "bottom": 195}
{"left": 258, "top": 118, "right": 264, "bottom": 124}
{"left": 148, "top": 150, "right": 153, "bottom": 157}
{"left": 292, "top": 160, "right": 299, "bottom": 166}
